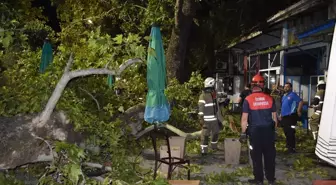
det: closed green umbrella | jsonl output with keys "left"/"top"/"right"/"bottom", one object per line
{"left": 39, "top": 39, "right": 53, "bottom": 73}
{"left": 107, "top": 75, "right": 114, "bottom": 88}
{"left": 144, "top": 25, "right": 170, "bottom": 124}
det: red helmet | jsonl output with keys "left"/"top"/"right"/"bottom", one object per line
{"left": 252, "top": 74, "right": 265, "bottom": 88}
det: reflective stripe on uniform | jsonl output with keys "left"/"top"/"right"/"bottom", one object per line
{"left": 198, "top": 112, "right": 204, "bottom": 115}
{"left": 200, "top": 145, "right": 208, "bottom": 148}
{"left": 204, "top": 115, "right": 215, "bottom": 118}
{"left": 204, "top": 118, "right": 217, "bottom": 122}
{"left": 211, "top": 141, "right": 218, "bottom": 144}
{"left": 198, "top": 100, "right": 205, "bottom": 104}
{"left": 205, "top": 103, "right": 215, "bottom": 107}
{"left": 291, "top": 125, "right": 296, "bottom": 129}
{"left": 315, "top": 95, "right": 321, "bottom": 99}
{"left": 316, "top": 110, "right": 322, "bottom": 113}
{"left": 319, "top": 101, "right": 324, "bottom": 104}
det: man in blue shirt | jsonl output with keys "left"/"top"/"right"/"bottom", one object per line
{"left": 280, "top": 82, "right": 303, "bottom": 153}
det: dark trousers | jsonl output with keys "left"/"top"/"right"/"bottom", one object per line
{"left": 281, "top": 114, "right": 298, "bottom": 150}
{"left": 249, "top": 127, "right": 276, "bottom": 182}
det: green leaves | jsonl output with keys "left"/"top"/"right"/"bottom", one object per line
{"left": 114, "top": 34, "right": 123, "bottom": 45}
{"left": 67, "top": 164, "right": 83, "bottom": 184}
{"left": 55, "top": 142, "right": 86, "bottom": 163}
{"left": 1, "top": 32, "right": 13, "bottom": 48}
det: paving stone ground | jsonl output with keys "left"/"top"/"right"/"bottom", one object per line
{"left": 139, "top": 144, "right": 336, "bottom": 185}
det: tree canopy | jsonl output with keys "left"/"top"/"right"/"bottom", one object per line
{"left": 0, "top": 0, "right": 302, "bottom": 184}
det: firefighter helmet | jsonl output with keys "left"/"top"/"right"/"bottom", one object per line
{"left": 317, "top": 80, "right": 326, "bottom": 86}
{"left": 251, "top": 74, "right": 265, "bottom": 88}
{"left": 204, "top": 77, "right": 215, "bottom": 88}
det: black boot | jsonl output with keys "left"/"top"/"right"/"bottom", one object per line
{"left": 248, "top": 179, "right": 264, "bottom": 184}
{"left": 268, "top": 181, "right": 275, "bottom": 185}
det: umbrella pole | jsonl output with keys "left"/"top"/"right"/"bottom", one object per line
{"left": 150, "top": 124, "right": 159, "bottom": 180}
{"left": 165, "top": 130, "right": 173, "bottom": 179}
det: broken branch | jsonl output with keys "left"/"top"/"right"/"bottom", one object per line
{"left": 36, "top": 58, "right": 143, "bottom": 128}
{"left": 64, "top": 53, "right": 74, "bottom": 73}
{"left": 79, "top": 87, "right": 100, "bottom": 111}
{"left": 135, "top": 123, "right": 202, "bottom": 140}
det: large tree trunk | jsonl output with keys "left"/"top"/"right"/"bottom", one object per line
{"left": 0, "top": 112, "right": 85, "bottom": 169}
{"left": 166, "top": 0, "right": 197, "bottom": 83}
{"left": 203, "top": 33, "right": 216, "bottom": 77}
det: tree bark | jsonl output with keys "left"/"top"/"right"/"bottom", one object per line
{"left": 204, "top": 33, "right": 216, "bottom": 77}
{"left": 166, "top": 0, "right": 197, "bottom": 83}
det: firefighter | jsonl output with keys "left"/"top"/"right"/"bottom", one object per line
{"left": 198, "top": 77, "right": 221, "bottom": 155}
{"left": 240, "top": 74, "right": 278, "bottom": 185}
{"left": 309, "top": 80, "right": 326, "bottom": 140}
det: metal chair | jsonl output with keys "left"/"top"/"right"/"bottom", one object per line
{"left": 149, "top": 125, "right": 190, "bottom": 180}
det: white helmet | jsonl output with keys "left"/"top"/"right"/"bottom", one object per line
{"left": 317, "top": 80, "right": 326, "bottom": 86}
{"left": 204, "top": 77, "right": 215, "bottom": 88}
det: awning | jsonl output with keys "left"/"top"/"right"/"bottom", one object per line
{"left": 298, "top": 19, "right": 335, "bottom": 39}
{"left": 249, "top": 39, "right": 325, "bottom": 57}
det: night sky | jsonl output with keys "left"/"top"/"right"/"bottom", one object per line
{"left": 32, "top": 0, "right": 61, "bottom": 32}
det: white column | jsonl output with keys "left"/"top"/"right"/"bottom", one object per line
{"left": 248, "top": 56, "right": 251, "bottom": 82}
{"left": 280, "top": 22, "right": 288, "bottom": 86}
{"left": 267, "top": 53, "right": 271, "bottom": 88}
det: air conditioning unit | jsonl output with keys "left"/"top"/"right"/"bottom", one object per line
{"left": 216, "top": 58, "right": 228, "bottom": 70}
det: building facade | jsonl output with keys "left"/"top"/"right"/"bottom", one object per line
{"left": 218, "top": 0, "right": 336, "bottom": 104}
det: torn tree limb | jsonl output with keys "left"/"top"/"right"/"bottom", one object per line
{"left": 36, "top": 57, "right": 143, "bottom": 128}
{"left": 135, "top": 123, "right": 201, "bottom": 140}
{"left": 64, "top": 53, "right": 74, "bottom": 73}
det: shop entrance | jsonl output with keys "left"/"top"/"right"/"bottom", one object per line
{"left": 285, "top": 46, "right": 328, "bottom": 102}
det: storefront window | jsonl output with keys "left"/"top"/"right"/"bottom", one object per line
{"left": 260, "top": 70, "right": 278, "bottom": 89}
{"left": 270, "top": 70, "right": 277, "bottom": 89}
{"left": 270, "top": 53, "right": 280, "bottom": 67}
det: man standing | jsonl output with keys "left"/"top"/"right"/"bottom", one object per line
{"left": 198, "top": 77, "right": 221, "bottom": 155}
{"left": 237, "top": 84, "right": 252, "bottom": 107}
{"left": 280, "top": 82, "right": 303, "bottom": 153}
{"left": 240, "top": 74, "right": 278, "bottom": 185}
{"left": 309, "top": 80, "right": 326, "bottom": 140}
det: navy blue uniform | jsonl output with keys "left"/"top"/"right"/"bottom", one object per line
{"left": 243, "top": 91, "right": 276, "bottom": 183}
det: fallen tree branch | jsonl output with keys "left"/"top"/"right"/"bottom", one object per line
{"left": 64, "top": 53, "right": 74, "bottom": 73}
{"left": 135, "top": 123, "right": 202, "bottom": 140}
{"left": 36, "top": 57, "right": 143, "bottom": 128}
